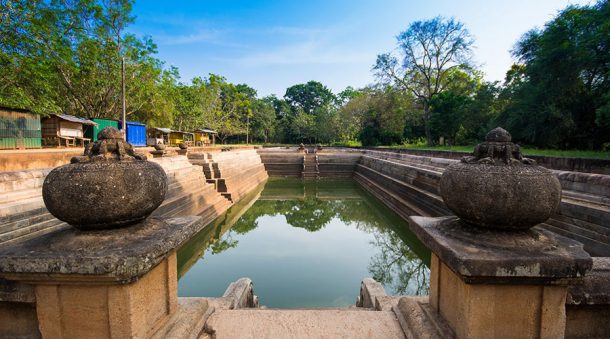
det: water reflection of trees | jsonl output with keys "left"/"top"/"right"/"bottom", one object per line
{"left": 368, "top": 230, "right": 429, "bottom": 295}
{"left": 183, "top": 178, "right": 431, "bottom": 296}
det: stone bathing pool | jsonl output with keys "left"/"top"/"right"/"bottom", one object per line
{"left": 177, "top": 178, "right": 430, "bottom": 308}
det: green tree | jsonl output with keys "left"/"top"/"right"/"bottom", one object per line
{"left": 0, "top": 0, "right": 172, "bottom": 124}
{"left": 374, "top": 16, "right": 474, "bottom": 146}
{"left": 498, "top": 0, "right": 610, "bottom": 149}
{"left": 284, "top": 81, "right": 336, "bottom": 115}
{"left": 251, "top": 98, "right": 277, "bottom": 143}
{"left": 429, "top": 91, "right": 471, "bottom": 145}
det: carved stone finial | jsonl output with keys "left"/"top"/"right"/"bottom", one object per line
{"left": 461, "top": 127, "right": 535, "bottom": 165}
{"left": 485, "top": 127, "right": 511, "bottom": 142}
{"left": 71, "top": 127, "right": 147, "bottom": 163}
{"left": 42, "top": 126, "right": 167, "bottom": 230}
{"left": 439, "top": 127, "right": 561, "bottom": 230}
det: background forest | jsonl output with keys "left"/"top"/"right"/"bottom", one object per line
{"left": 1, "top": 0, "right": 609, "bottom": 150}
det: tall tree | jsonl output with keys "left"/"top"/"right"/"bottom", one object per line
{"left": 0, "top": 0, "right": 171, "bottom": 123}
{"left": 374, "top": 16, "right": 474, "bottom": 145}
{"left": 284, "top": 81, "right": 336, "bottom": 115}
{"left": 498, "top": 0, "right": 610, "bottom": 149}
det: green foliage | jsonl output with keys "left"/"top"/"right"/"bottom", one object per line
{"left": 0, "top": 0, "right": 173, "bottom": 124}
{"left": 497, "top": 0, "right": 610, "bottom": 149}
{"left": 429, "top": 91, "right": 472, "bottom": 145}
{"left": 2, "top": 0, "right": 607, "bottom": 152}
{"left": 284, "top": 81, "right": 336, "bottom": 115}
{"left": 374, "top": 16, "right": 474, "bottom": 145}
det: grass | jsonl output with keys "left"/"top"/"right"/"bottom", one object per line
{"left": 384, "top": 144, "right": 610, "bottom": 160}
{"left": 222, "top": 141, "right": 609, "bottom": 160}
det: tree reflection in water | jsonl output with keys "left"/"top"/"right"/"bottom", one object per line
{"left": 178, "top": 178, "right": 431, "bottom": 296}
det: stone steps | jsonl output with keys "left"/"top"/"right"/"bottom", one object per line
{"left": 0, "top": 208, "right": 55, "bottom": 235}
{"left": 544, "top": 217, "right": 610, "bottom": 245}
{"left": 0, "top": 216, "right": 67, "bottom": 245}
{"left": 541, "top": 222, "right": 610, "bottom": 256}
{"left": 354, "top": 172, "right": 430, "bottom": 220}
{"left": 204, "top": 309, "right": 406, "bottom": 339}
{"left": 0, "top": 155, "right": 234, "bottom": 245}
{"left": 357, "top": 150, "right": 610, "bottom": 256}
{"left": 355, "top": 164, "right": 449, "bottom": 217}
{"left": 190, "top": 150, "right": 269, "bottom": 203}
{"left": 0, "top": 197, "right": 45, "bottom": 218}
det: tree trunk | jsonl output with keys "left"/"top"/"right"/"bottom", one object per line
{"left": 423, "top": 102, "right": 433, "bottom": 146}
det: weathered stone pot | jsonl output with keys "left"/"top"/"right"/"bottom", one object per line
{"left": 43, "top": 159, "right": 167, "bottom": 230}
{"left": 439, "top": 162, "right": 561, "bottom": 230}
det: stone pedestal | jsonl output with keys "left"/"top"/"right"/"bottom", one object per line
{"left": 0, "top": 216, "right": 207, "bottom": 338}
{"left": 408, "top": 216, "right": 592, "bottom": 339}
{"left": 150, "top": 150, "right": 166, "bottom": 158}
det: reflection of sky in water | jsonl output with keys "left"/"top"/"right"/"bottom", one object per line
{"left": 178, "top": 179, "right": 429, "bottom": 308}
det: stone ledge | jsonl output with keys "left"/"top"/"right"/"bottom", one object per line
{"left": 0, "top": 216, "right": 204, "bottom": 283}
{"left": 408, "top": 216, "right": 592, "bottom": 284}
{"left": 567, "top": 257, "right": 610, "bottom": 305}
{"left": 150, "top": 298, "right": 211, "bottom": 339}
{"left": 393, "top": 296, "right": 454, "bottom": 339}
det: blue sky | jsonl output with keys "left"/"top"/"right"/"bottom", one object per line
{"left": 129, "top": 0, "right": 592, "bottom": 97}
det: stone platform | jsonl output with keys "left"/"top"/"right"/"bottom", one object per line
{"left": 204, "top": 309, "right": 406, "bottom": 339}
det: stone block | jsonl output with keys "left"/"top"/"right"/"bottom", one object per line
{"left": 430, "top": 255, "right": 567, "bottom": 339}
{"left": 34, "top": 253, "right": 177, "bottom": 338}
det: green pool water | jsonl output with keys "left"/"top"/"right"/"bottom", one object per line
{"left": 177, "top": 178, "right": 430, "bottom": 308}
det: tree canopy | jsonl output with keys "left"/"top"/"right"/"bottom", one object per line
{"left": 374, "top": 16, "right": 474, "bottom": 146}
{"left": 1, "top": 0, "right": 607, "bottom": 150}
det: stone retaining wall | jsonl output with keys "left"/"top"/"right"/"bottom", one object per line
{"left": 189, "top": 149, "right": 268, "bottom": 202}
{"left": 358, "top": 147, "right": 610, "bottom": 175}
{"left": 0, "top": 145, "right": 259, "bottom": 172}
{"left": 354, "top": 150, "right": 610, "bottom": 257}
{"left": 257, "top": 147, "right": 362, "bottom": 177}
{"left": 257, "top": 148, "right": 303, "bottom": 176}
{"left": 0, "top": 156, "right": 232, "bottom": 245}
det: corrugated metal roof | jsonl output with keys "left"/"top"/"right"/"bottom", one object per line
{"left": 195, "top": 128, "right": 217, "bottom": 134}
{"left": 54, "top": 114, "right": 97, "bottom": 126}
{"left": 0, "top": 106, "right": 32, "bottom": 113}
{"left": 149, "top": 127, "right": 172, "bottom": 134}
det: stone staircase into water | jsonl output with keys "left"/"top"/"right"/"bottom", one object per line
{"left": 302, "top": 151, "right": 319, "bottom": 179}
{"left": 198, "top": 277, "right": 414, "bottom": 339}
{"left": 0, "top": 155, "right": 232, "bottom": 246}
{"left": 188, "top": 149, "right": 268, "bottom": 202}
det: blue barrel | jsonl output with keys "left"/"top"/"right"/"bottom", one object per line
{"left": 118, "top": 121, "right": 147, "bottom": 147}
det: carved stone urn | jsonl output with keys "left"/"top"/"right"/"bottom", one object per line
{"left": 43, "top": 127, "right": 168, "bottom": 230}
{"left": 439, "top": 127, "right": 561, "bottom": 230}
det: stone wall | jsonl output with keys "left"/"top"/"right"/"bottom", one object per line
{"left": 0, "top": 155, "right": 232, "bottom": 245}
{"left": 257, "top": 148, "right": 303, "bottom": 176}
{"left": 257, "top": 147, "right": 362, "bottom": 177}
{"left": 317, "top": 149, "right": 362, "bottom": 177}
{"left": 358, "top": 147, "right": 610, "bottom": 175}
{"left": 354, "top": 150, "right": 610, "bottom": 257}
{"left": 189, "top": 149, "right": 268, "bottom": 202}
{"left": 0, "top": 145, "right": 259, "bottom": 172}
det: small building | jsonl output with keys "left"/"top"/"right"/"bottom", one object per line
{"left": 194, "top": 128, "right": 217, "bottom": 146}
{"left": 84, "top": 118, "right": 119, "bottom": 142}
{"left": 0, "top": 106, "right": 42, "bottom": 149}
{"left": 146, "top": 127, "right": 171, "bottom": 146}
{"left": 41, "top": 114, "right": 97, "bottom": 147}
{"left": 169, "top": 130, "right": 194, "bottom": 147}
{"left": 118, "top": 121, "right": 147, "bottom": 147}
